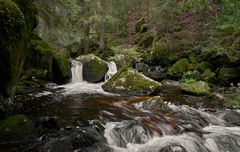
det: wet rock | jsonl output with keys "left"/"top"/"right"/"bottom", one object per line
{"left": 140, "top": 96, "right": 170, "bottom": 112}
{"left": 222, "top": 111, "right": 240, "bottom": 126}
{"left": 0, "top": 114, "right": 37, "bottom": 142}
{"left": 102, "top": 67, "right": 162, "bottom": 95}
{"left": 43, "top": 137, "right": 73, "bottom": 152}
{"left": 77, "top": 54, "right": 108, "bottom": 83}
{"left": 160, "top": 144, "right": 187, "bottom": 152}
{"left": 136, "top": 63, "right": 167, "bottom": 81}
{"left": 40, "top": 117, "right": 60, "bottom": 130}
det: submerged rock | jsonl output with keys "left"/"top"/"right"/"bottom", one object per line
{"left": 102, "top": 67, "right": 162, "bottom": 95}
{"left": 140, "top": 96, "right": 170, "bottom": 112}
{"left": 0, "top": 114, "right": 37, "bottom": 142}
{"left": 222, "top": 111, "right": 240, "bottom": 126}
{"left": 77, "top": 54, "right": 108, "bottom": 83}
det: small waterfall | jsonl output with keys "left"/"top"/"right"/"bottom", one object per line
{"left": 71, "top": 60, "right": 83, "bottom": 83}
{"left": 105, "top": 61, "right": 117, "bottom": 81}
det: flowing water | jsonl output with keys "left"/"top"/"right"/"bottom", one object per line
{"left": 2, "top": 60, "right": 240, "bottom": 152}
{"left": 105, "top": 61, "right": 118, "bottom": 81}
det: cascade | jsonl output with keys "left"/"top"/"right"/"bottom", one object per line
{"left": 105, "top": 61, "right": 117, "bottom": 81}
{"left": 59, "top": 60, "right": 117, "bottom": 95}
{"left": 70, "top": 60, "right": 83, "bottom": 83}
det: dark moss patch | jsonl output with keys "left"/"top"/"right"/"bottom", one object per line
{"left": 0, "top": 114, "right": 37, "bottom": 142}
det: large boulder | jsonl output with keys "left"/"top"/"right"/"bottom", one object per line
{"left": 0, "top": 114, "right": 37, "bottom": 142}
{"left": 162, "top": 80, "right": 211, "bottom": 95}
{"left": 0, "top": 0, "right": 37, "bottom": 115}
{"left": 168, "top": 58, "right": 190, "bottom": 78}
{"left": 102, "top": 67, "right": 162, "bottom": 95}
{"left": 77, "top": 54, "right": 108, "bottom": 83}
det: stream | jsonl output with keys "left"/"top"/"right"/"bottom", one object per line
{"left": 1, "top": 61, "right": 240, "bottom": 152}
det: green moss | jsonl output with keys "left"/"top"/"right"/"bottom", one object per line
{"left": 182, "top": 70, "right": 201, "bottom": 80}
{"left": 225, "top": 93, "right": 240, "bottom": 106}
{"left": 0, "top": 0, "right": 25, "bottom": 40}
{"left": 180, "top": 81, "right": 211, "bottom": 95}
{"left": 168, "top": 58, "right": 190, "bottom": 77}
{"left": 12, "top": 0, "right": 37, "bottom": 31}
{"left": 31, "top": 39, "right": 54, "bottom": 55}
{"left": 201, "top": 68, "right": 216, "bottom": 83}
{"left": 196, "top": 62, "right": 212, "bottom": 73}
{"left": 103, "top": 67, "right": 162, "bottom": 95}
{"left": 0, "top": 114, "right": 37, "bottom": 141}
{"left": 16, "top": 69, "right": 47, "bottom": 94}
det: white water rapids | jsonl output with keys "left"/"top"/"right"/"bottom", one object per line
{"left": 104, "top": 104, "right": 240, "bottom": 152}
{"left": 55, "top": 59, "right": 240, "bottom": 152}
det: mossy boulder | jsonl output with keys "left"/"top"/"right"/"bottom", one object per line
{"left": 141, "top": 96, "right": 170, "bottom": 112}
{"left": 26, "top": 39, "right": 54, "bottom": 80}
{"left": 16, "top": 69, "right": 48, "bottom": 94}
{"left": 77, "top": 54, "right": 108, "bottom": 83}
{"left": 25, "top": 37, "right": 71, "bottom": 85}
{"left": 162, "top": 80, "right": 211, "bottom": 95}
{"left": 102, "top": 67, "right": 162, "bottom": 95}
{"left": 182, "top": 70, "right": 201, "bottom": 80}
{"left": 201, "top": 68, "right": 216, "bottom": 83}
{"left": 0, "top": 114, "right": 37, "bottom": 142}
{"left": 0, "top": 0, "right": 37, "bottom": 115}
{"left": 168, "top": 58, "right": 190, "bottom": 78}
{"left": 180, "top": 81, "right": 211, "bottom": 95}
{"left": 218, "top": 67, "right": 240, "bottom": 85}
{"left": 52, "top": 51, "right": 71, "bottom": 84}
{"left": 196, "top": 62, "right": 212, "bottom": 73}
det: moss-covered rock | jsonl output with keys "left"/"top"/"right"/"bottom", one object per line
{"left": 52, "top": 50, "right": 71, "bottom": 84}
{"left": 25, "top": 37, "right": 71, "bottom": 85}
{"left": 77, "top": 54, "right": 108, "bottom": 83}
{"left": 168, "top": 58, "right": 190, "bottom": 78}
{"left": 218, "top": 67, "right": 240, "bottom": 85}
{"left": 16, "top": 69, "right": 48, "bottom": 94}
{"left": 196, "top": 62, "right": 212, "bottom": 73}
{"left": 162, "top": 80, "right": 211, "bottom": 95}
{"left": 141, "top": 96, "right": 170, "bottom": 112}
{"left": 180, "top": 81, "right": 211, "bottom": 95}
{"left": 0, "top": 114, "right": 37, "bottom": 142}
{"left": 27, "top": 39, "right": 54, "bottom": 80}
{"left": 182, "top": 70, "right": 201, "bottom": 80}
{"left": 201, "top": 68, "right": 216, "bottom": 83}
{"left": 102, "top": 67, "right": 162, "bottom": 95}
{"left": 0, "top": 0, "right": 37, "bottom": 115}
